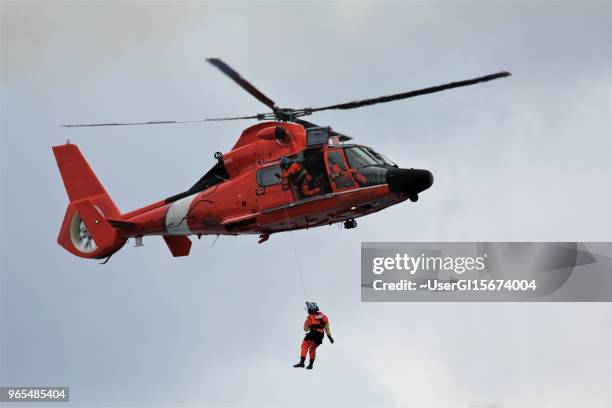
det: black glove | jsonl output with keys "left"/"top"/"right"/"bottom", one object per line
{"left": 328, "top": 335, "right": 334, "bottom": 344}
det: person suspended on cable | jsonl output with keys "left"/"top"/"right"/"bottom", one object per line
{"left": 293, "top": 302, "right": 333, "bottom": 370}
{"left": 280, "top": 157, "right": 321, "bottom": 199}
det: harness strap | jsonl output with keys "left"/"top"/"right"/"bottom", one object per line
{"left": 294, "top": 168, "right": 308, "bottom": 183}
{"left": 310, "top": 316, "right": 326, "bottom": 332}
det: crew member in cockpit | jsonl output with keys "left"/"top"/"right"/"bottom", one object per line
{"left": 280, "top": 157, "right": 321, "bottom": 198}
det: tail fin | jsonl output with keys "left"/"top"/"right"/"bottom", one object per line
{"left": 53, "top": 143, "right": 126, "bottom": 259}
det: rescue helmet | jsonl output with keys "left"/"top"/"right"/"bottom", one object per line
{"left": 306, "top": 302, "right": 319, "bottom": 314}
{"left": 280, "top": 156, "right": 293, "bottom": 170}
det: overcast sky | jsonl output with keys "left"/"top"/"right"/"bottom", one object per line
{"left": 1, "top": 1, "right": 611, "bottom": 407}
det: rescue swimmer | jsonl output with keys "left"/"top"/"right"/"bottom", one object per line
{"left": 280, "top": 157, "right": 321, "bottom": 198}
{"left": 293, "top": 302, "right": 334, "bottom": 370}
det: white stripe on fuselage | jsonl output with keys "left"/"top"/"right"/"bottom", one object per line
{"left": 165, "top": 194, "right": 196, "bottom": 235}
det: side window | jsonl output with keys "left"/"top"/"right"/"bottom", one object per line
{"left": 327, "top": 150, "right": 356, "bottom": 189}
{"left": 327, "top": 151, "right": 347, "bottom": 172}
{"left": 256, "top": 165, "right": 281, "bottom": 187}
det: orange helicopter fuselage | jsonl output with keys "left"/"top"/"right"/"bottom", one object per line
{"left": 53, "top": 121, "right": 433, "bottom": 259}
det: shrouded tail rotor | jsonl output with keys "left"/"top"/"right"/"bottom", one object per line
{"left": 71, "top": 211, "right": 97, "bottom": 253}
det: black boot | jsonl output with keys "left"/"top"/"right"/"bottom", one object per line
{"left": 293, "top": 357, "right": 305, "bottom": 368}
{"left": 306, "top": 359, "right": 315, "bottom": 370}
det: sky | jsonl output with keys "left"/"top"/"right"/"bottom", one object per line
{"left": 1, "top": 1, "right": 611, "bottom": 407}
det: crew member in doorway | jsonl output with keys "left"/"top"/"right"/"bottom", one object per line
{"left": 293, "top": 302, "right": 333, "bottom": 369}
{"left": 280, "top": 157, "right": 321, "bottom": 198}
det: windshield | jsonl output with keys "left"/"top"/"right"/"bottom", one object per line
{"left": 345, "top": 147, "right": 382, "bottom": 168}
{"left": 366, "top": 147, "right": 397, "bottom": 167}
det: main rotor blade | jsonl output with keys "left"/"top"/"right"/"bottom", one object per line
{"left": 61, "top": 114, "right": 263, "bottom": 127}
{"left": 204, "top": 114, "right": 261, "bottom": 121}
{"left": 60, "top": 119, "right": 213, "bottom": 128}
{"left": 309, "top": 71, "right": 511, "bottom": 112}
{"left": 206, "top": 58, "right": 277, "bottom": 110}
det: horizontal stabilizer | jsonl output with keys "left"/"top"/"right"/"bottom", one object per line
{"left": 107, "top": 219, "right": 136, "bottom": 229}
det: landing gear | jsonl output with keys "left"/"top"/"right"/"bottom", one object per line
{"left": 409, "top": 194, "right": 419, "bottom": 202}
{"left": 344, "top": 219, "right": 357, "bottom": 229}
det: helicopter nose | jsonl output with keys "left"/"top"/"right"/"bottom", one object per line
{"left": 387, "top": 168, "right": 434, "bottom": 196}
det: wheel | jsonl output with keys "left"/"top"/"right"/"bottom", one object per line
{"left": 409, "top": 194, "right": 419, "bottom": 202}
{"left": 344, "top": 219, "right": 357, "bottom": 229}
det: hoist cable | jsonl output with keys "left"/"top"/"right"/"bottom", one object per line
{"left": 284, "top": 207, "right": 308, "bottom": 301}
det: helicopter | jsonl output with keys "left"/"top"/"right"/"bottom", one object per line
{"left": 53, "top": 58, "right": 510, "bottom": 260}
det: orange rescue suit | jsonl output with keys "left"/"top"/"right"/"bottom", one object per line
{"left": 282, "top": 162, "right": 320, "bottom": 198}
{"left": 300, "top": 313, "right": 330, "bottom": 360}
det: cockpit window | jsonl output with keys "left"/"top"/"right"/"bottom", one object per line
{"left": 327, "top": 150, "right": 355, "bottom": 189}
{"left": 327, "top": 151, "right": 347, "bottom": 172}
{"left": 362, "top": 148, "right": 385, "bottom": 164}
{"left": 345, "top": 147, "right": 381, "bottom": 168}
{"left": 366, "top": 147, "right": 397, "bottom": 167}
{"left": 353, "top": 166, "right": 388, "bottom": 187}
